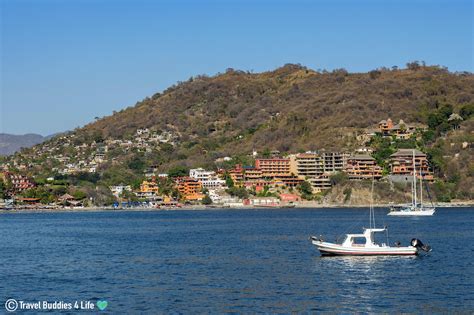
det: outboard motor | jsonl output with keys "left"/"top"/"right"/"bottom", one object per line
{"left": 411, "top": 238, "right": 432, "bottom": 252}
{"left": 310, "top": 235, "right": 324, "bottom": 242}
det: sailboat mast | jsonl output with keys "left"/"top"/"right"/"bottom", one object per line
{"left": 413, "top": 149, "right": 417, "bottom": 208}
{"left": 420, "top": 170, "right": 423, "bottom": 207}
{"left": 370, "top": 167, "right": 375, "bottom": 229}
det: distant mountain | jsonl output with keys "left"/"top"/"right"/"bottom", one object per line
{"left": 0, "top": 133, "right": 47, "bottom": 155}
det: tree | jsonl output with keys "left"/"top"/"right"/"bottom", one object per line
{"left": 202, "top": 194, "right": 212, "bottom": 205}
{"left": 261, "top": 148, "right": 271, "bottom": 158}
{"left": 406, "top": 61, "right": 420, "bottom": 70}
{"left": 427, "top": 112, "right": 442, "bottom": 129}
{"left": 459, "top": 104, "right": 474, "bottom": 120}
{"left": 225, "top": 172, "right": 234, "bottom": 188}
{"left": 297, "top": 181, "right": 313, "bottom": 200}
{"left": 128, "top": 155, "right": 146, "bottom": 171}
{"left": 72, "top": 190, "right": 87, "bottom": 200}
{"left": 330, "top": 172, "right": 348, "bottom": 186}
{"left": 168, "top": 166, "right": 189, "bottom": 178}
{"left": 0, "top": 179, "right": 5, "bottom": 199}
{"left": 226, "top": 187, "right": 248, "bottom": 199}
{"left": 438, "top": 104, "right": 453, "bottom": 120}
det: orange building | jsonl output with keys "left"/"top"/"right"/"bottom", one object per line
{"left": 390, "top": 149, "right": 433, "bottom": 180}
{"left": 176, "top": 177, "right": 205, "bottom": 201}
{"left": 228, "top": 165, "right": 245, "bottom": 183}
{"left": 255, "top": 158, "right": 291, "bottom": 177}
{"left": 135, "top": 180, "right": 161, "bottom": 201}
{"left": 345, "top": 155, "right": 383, "bottom": 180}
{"left": 378, "top": 118, "right": 394, "bottom": 133}
{"left": 139, "top": 180, "right": 159, "bottom": 193}
{"left": 378, "top": 118, "right": 419, "bottom": 139}
{"left": 243, "top": 168, "right": 263, "bottom": 181}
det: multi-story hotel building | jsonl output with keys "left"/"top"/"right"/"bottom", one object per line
{"left": 290, "top": 153, "right": 324, "bottom": 177}
{"left": 255, "top": 158, "right": 291, "bottom": 177}
{"left": 289, "top": 152, "right": 349, "bottom": 191}
{"left": 321, "top": 152, "right": 350, "bottom": 173}
{"left": 345, "top": 155, "right": 383, "bottom": 180}
{"left": 390, "top": 149, "right": 433, "bottom": 180}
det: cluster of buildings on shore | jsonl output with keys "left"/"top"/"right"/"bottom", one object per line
{"left": 2, "top": 118, "right": 446, "bottom": 207}
{"left": 105, "top": 147, "right": 434, "bottom": 208}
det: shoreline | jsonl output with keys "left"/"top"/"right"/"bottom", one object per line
{"left": 1, "top": 201, "right": 473, "bottom": 214}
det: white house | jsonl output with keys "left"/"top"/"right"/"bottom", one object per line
{"left": 189, "top": 168, "right": 226, "bottom": 189}
{"left": 109, "top": 185, "right": 132, "bottom": 198}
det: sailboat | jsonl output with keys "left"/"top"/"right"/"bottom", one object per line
{"left": 310, "top": 174, "right": 431, "bottom": 256}
{"left": 388, "top": 149, "right": 435, "bottom": 216}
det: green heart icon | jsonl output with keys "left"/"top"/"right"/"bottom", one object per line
{"left": 97, "top": 300, "right": 108, "bottom": 311}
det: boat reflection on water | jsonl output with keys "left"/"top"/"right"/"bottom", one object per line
{"left": 313, "top": 254, "right": 421, "bottom": 310}
{"left": 316, "top": 254, "right": 418, "bottom": 265}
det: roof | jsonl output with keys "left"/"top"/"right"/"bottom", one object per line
{"left": 296, "top": 153, "right": 319, "bottom": 158}
{"left": 60, "top": 193, "right": 75, "bottom": 200}
{"left": 390, "top": 149, "right": 426, "bottom": 157}
{"left": 349, "top": 154, "right": 375, "bottom": 161}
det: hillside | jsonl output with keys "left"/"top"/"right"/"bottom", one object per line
{"left": 82, "top": 64, "right": 473, "bottom": 155}
{"left": 2, "top": 63, "right": 473, "bottom": 204}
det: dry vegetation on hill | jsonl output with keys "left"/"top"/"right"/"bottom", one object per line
{"left": 3, "top": 63, "right": 473, "bottom": 202}
{"left": 82, "top": 63, "right": 473, "bottom": 154}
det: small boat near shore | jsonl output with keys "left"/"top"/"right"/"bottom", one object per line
{"left": 388, "top": 149, "right": 435, "bottom": 216}
{"left": 310, "top": 173, "right": 432, "bottom": 256}
{"left": 310, "top": 229, "right": 430, "bottom": 256}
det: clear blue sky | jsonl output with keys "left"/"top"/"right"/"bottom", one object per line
{"left": 1, "top": 0, "right": 473, "bottom": 135}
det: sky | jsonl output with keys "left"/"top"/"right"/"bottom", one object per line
{"left": 1, "top": 0, "right": 473, "bottom": 135}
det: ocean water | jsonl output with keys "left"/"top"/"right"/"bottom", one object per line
{"left": 0, "top": 207, "right": 473, "bottom": 313}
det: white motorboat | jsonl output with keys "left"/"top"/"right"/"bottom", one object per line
{"left": 311, "top": 174, "right": 431, "bottom": 256}
{"left": 388, "top": 149, "right": 435, "bottom": 216}
{"left": 310, "top": 229, "right": 423, "bottom": 256}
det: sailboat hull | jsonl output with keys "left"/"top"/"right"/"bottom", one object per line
{"left": 388, "top": 208, "right": 435, "bottom": 216}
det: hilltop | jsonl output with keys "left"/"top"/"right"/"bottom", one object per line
{"left": 1, "top": 62, "right": 473, "bottom": 204}
{"left": 81, "top": 63, "right": 472, "bottom": 155}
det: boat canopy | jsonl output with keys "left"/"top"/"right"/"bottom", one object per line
{"left": 343, "top": 228, "right": 387, "bottom": 247}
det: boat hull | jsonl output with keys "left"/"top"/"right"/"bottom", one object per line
{"left": 311, "top": 240, "right": 418, "bottom": 256}
{"left": 388, "top": 209, "right": 435, "bottom": 216}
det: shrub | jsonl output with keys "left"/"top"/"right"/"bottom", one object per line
{"left": 330, "top": 172, "right": 349, "bottom": 186}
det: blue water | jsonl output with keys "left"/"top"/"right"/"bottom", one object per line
{"left": 0, "top": 208, "right": 473, "bottom": 313}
